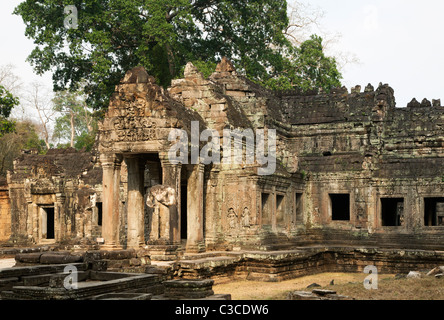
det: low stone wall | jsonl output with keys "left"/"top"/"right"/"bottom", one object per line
{"left": 175, "top": 247, "right": 444, "bottom": 282}
{"left": 0, "top": 246, "right": 51, "bottom": 259}
{"left": 9, "top": 246, "right": 444, "bottom": 284}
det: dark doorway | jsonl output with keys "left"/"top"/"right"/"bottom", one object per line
{"left": 261, "top": 193, "right": 272, "bottom": 225}
{"left": 97, "top": 202, "right": 103, "bottom": 226}
{"left": 181, "top": 185, "right": 187, "bottom": 240}
{"left": 44, "top": 207, "right": 55, "bottom": 239}
{"left": 295, "top": 193, "right": 303, "bottom": 222}
{"left": 424, "top": 198, "right": 444, "bottom": 226}
{"left": 330, "top": 194, "right": 350, "bottom": 221}
{"left": 381, "top": 198, "right": 404, "bottom": 226}
{"left": 276, "top": 194, "right": 285, "bottom": 225}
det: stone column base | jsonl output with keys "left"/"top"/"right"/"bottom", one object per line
{"left": 147, "top": 244, "right": 180, "bottom": 261}
{"left": 185, "top": 241, "right": 206, "bottom": 254}
{"left": 100, "top": 244, "right": 123, "bottom": 251}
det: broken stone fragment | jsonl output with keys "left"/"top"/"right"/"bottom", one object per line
{"left": 287, "top": 291, "right": 321, "bottom": 300}
{"left": 420, "top": 98, "right": 432, "bottom": 107}
{"left": 365, "top": 83, "right": 374, "bottom": 92}
{"left": 407, "top": 98, "right": 421, "bottom": 108}
{"left": 121, "top": 66, "right": 149, "bottom": 84}
{"left": 351, "top": 85, "right": 361, "bottom": 94}
{"left": 215, "top": 57, "right": 236, "bottom": 73}
{"left": 184, "top": 62, "right": 201, "bottom": 77}
{"left": 426, "top": 266, "right": 444, "bottom": 276}
{"left": 406, "top": 271, "right": 422, "bottom": 279}
{"left": 312, "top": 289, "right": 337, "bottom": 296}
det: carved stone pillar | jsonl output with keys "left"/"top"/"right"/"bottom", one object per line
{"left": 55, "top": 193, "right": 65, "bottom": 242}
{"left": 100, "top": 154, "right": 122, "bottom": 249}
{"left": 125, "top": 156, "right": 145, "bottom": 249}
{"left": 30, "top": 203, "right": 38, "bottom": 242}
{"left": 186, "top": 163, "right": 205, "bottom": 253}
{"left": 160, "top": 154, "right": 181, "bottom": 245}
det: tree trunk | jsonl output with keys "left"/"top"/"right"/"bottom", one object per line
{"left": 70, "top": 110, "right": 75, "bottom": 148}
{"left": 83, "top": 103, "right": 93, "bottom": 133}
{"left": 165, "top": 43, "right": 176, "bottom": 79}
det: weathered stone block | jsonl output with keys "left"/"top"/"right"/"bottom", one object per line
{"left": 15, "top": 253, "right": 43, "bottom": 264}
{"left": 40, "top": 253, "right": 83, "bottom": 265}
{"left": 163, "top": 279, "right": 215, "bottom": 299}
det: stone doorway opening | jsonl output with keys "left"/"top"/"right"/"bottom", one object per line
{"left": 41, "top": 206, "right": 55, "bottom": 240}
{"left": 424, "top": 198, "right": 444, "bottom": 226}
{"left": 330, "top": 194, "right": 350, "bottom": 221}
{"left": 180, "top": 184, "right": 187, "bottom": 242}
{"left": 381, "top": 198, "right": 404, "bottom": 226}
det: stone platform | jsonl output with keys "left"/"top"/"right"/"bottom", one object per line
{"left": 166, "top": 246, "right": 444, "bottom": 282}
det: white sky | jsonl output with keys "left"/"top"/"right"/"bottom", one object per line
{"left": 1, "top": 0, "right": 443, "bottom": 108}
{"left": 0, "top": 1, "right": 53, "bottom": 88}
{"left": 299, "top": 0, "right": 444, "bottom": 107}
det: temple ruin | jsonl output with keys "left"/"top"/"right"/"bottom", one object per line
{"left": 2, "top": 57, "right": 444, "bottom": 287}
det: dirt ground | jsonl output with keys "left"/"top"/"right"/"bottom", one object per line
{"left": 0, "top": 258, "right": 15, "bottom": 269}
{"left": 213, "top": 272, "right": 444, "bottom": 300}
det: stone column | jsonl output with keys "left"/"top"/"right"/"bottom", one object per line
{"left": 55, "top": 193, "right": 65, "bottom": 242}
{"left": 186, "top": 163, "right": 205, "bottom": 253}
{"left": 125, "top": 156, "right": 145, "bottom": 249}
{"left": 160, "top": 154, "right": 181, "bottom": 244}
{"left": 30, "top": 203, "right": 38, "bottom": 242}
{"left": 100, "top": 154, "right": 122, "bottom": 249}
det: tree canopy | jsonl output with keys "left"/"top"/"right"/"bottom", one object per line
{"left": 52, "top": 89, "right": 97, "bottom": 151}
{"left": 14, "top": 0, "right": 342, "bottom": 111}
{"left": 0, "top": 121, "right": 45, "bottom": 177}
{"left": 0, "top": 85, "right": 19, "bottom": 136}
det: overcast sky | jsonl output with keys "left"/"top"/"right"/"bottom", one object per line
{"left": 1, "top": 0, "right": 443, "bottom": 109}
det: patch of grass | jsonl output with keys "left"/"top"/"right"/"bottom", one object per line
{"left": 213, "top": 273, "right": 444, "bottom": 300}
{"left": 331, "top": 276, "right": 444, "bottom": 300}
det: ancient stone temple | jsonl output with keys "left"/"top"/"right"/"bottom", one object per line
{"left": 3, "top": 57, "right": 444, "bottom": 260}
{"left": 5, "top": 148, "right": 103, "bottom": 246}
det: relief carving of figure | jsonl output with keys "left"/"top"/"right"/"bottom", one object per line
{"left": 146, "top": 185, "right": 177, "bottom": 208}
{"left": 241, "top": 207, "right": 250, "bottom": 228}
{"left": 228, "top": 208, "right": 237, "bottom": 230}
{"left": 146, "top": 185, "right": 177, "bottom": 241}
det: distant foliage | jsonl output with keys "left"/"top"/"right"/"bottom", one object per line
{"left": 262, "top": 35, "right": 342, "bottom": 93}
{"left": 0, "top": 121, "right": 45, "bottom": 177}
{"left": 0, "top": 85, "right": 19, "bottom": 137}
{"left": 52, "top": 90, "right": 97, "bottom": 151}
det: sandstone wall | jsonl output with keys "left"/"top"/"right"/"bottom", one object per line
{"left": 0, "top": 185, "right": 11, "bottom": 242}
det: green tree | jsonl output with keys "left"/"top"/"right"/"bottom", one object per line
{"left": 52, "top": 90, "right": 97, "bottom": 151}
{"left": 0, "top": 85, "right": 19, "bottom": 136}
{"left": 14, "top": 0, "right": 342, "bottom": 110}
{"left": 264, "top": 35, "right": 342, "bottom": 92}
{"left": 0, "top": 121, "right": 45, "bottom": 177}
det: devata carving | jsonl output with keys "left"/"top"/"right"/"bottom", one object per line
{"left": 241, "top": 207, "right": 250, "bottom": 228}
{"left": 146, "top": 185, "right": 177, "bottom": 208}
{"left": 147, "top": 185, "right": 177, "bottom": 242}
{"left": 228, "top": 208, "right": 237, "bottom": 230}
